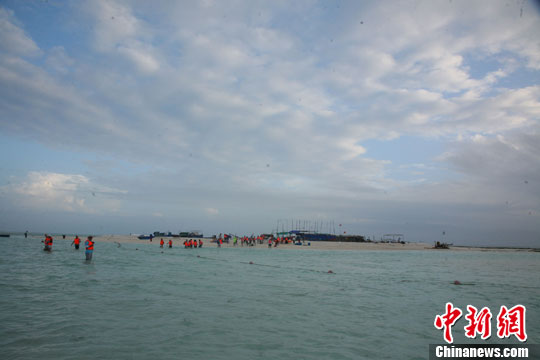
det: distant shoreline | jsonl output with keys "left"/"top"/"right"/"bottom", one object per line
{"left": 88, "top": 235, "right": 539, "bottom": 252}
{"left": 450, "top": 245, "right": 540, "bottom": 251}
{"left": 3, "top": 233, "right": 538, "bottom": 252}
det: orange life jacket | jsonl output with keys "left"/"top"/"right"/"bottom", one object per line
{"left": 86, "top": 240, "right": 94, "bottom": 251}
{"left": 74, "top": 237, "right": 80, "bottom": 245}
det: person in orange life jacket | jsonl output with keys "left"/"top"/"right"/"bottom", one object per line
{"left": 198, "top": 239, "right": 203, "bottom": 248}
{"left": 42, "top": 234, "right": 53, "bottom": 251}
{"left": 168, "top": 239, "right": 172, "bottom": 248}
{"left": 160, "top": 238, "right": 164, "bottom": 248}
{"left": 71, "top": 235, "right": 81, "bottom": 250}
{"left": 85, "top": 236, "right": 94, "bottom": 261}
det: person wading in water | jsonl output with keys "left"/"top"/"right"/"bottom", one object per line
{"left": 71, "top": 235, "right": 81, "bottom": 250}
{"left": 85, "top": 236, "right": 94, "bottom": 261}
{"left": 42, "top": 234, "right": 53, "bottom": 252}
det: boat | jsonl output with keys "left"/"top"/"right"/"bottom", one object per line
{"left": 178, "top": 231, "right": 203, "bottom": 238}
{"left": 433, "top": 241, "right": 450, "bottom": 249}
{"left": 0, "top": 234, "right": 10, "bottom": 238}
{"left": 289, "top": 231, "right": 337, "bottom": 241}
{"left": 153, "top": 231, "right": 182, "bottom": 237}
{"left": 137, "top": 235, "right": 153, "bottom": 240}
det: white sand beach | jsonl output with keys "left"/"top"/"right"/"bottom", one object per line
{"left": 90, "top": 235, "right": 534, "bottom": 252}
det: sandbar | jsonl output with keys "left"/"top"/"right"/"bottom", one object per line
{"left": 90, "top": 235, "right": 536, "bottom": 252}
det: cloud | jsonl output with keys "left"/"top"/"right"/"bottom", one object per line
{"left": 205, "top": 207, "right": 219, "bottom": 215}
{"left": 0, "top": 1, "right": 539, "bottom": 244}
{"left": 85, "top": 0, "right": 160, "bottom": 73}
{"left": 2, "top": 172, "right": 126, "bottom": 213}
{"left": 0, "top": 7, "right": 40, "bottom": 57}
{"left": 442, "top": 131, "right": 540, "bottom": 186}
{"left": 90, "top": 0, "right": 140, "bottom": 52}
{"left": 45, "top": 46, "right": 75, "bottom": 74}
{"left": 117, "top": 45, "right": 159, "bottom": 73}
{"left": 2, "top": 1, "right": 537, "bottom": 169}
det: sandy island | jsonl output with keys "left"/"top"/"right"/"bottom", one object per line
{"left": 90, "top": 235, "right": 537, "bottom": 252}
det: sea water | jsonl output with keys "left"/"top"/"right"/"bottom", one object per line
{"left": 0, "top": 235, "right": 538, "bottom": 360}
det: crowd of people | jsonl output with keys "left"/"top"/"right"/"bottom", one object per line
{"left": 41, "top": 234, "right": 205, "bottom": 256}
{"left": 215, "top": 233, "right": 293, "bottom": 248}
{"left": 40, "top": 232, "right": 297, "bottom": 261}
{"left": 156, "top": 237, "right": 204, "bottom": 249}
{"left": 183, "top": 239, "right": 203, "bottom": 248}
{"left": 42, "top": 234, "right": 94, "bottom": 260}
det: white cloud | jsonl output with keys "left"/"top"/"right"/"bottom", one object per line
{"left": 2, "top": 172, "right": 126, "bottom": 213}
{"left": 86, "top": 0, "right": 160, "bottom": 73}
{"left": 205, "top": 207, "right": 219, "bottom": 215}
{"left": 336, "top": 139, "right": 367, "bottom": 160}
{"left": 45, "top": 46, "right": 75, "bottom": 74}
{"left": 90, "top": 0, "right": 139, "bottom": 52}
{"left": 117, "top": 45, "right": 159, "bottom": 73}
{"left": 0, "top": 7, "right": 40, "bottom": 57}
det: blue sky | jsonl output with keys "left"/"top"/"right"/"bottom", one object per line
{"left": 0, "top": 0, "right": 539, "bottom": 246}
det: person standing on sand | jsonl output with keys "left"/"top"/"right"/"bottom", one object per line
{"left": 71, "top": 235, "right": 81, "bottom": 249}
{"left": 85, "top": 236, "right": 94, "bottom": 261}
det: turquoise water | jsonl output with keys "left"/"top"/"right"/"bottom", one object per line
{"left": 0, "top": 236, "right": 538, "bottom": 360}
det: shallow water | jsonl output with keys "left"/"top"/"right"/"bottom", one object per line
{"left": 1, "top": 235, "right": 538, "bottom": 359}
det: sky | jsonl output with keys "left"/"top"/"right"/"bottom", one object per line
{"left": 0, "top": 0, "right": 539, "bottom": 246}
